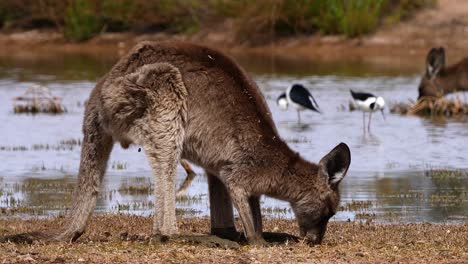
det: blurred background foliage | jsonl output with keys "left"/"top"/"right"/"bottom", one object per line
{"left": 0, "top": 0, "right": 436, "bottom": 42}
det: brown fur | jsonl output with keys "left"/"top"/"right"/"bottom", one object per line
{"left": 56, "top": 41, "right": 351, "bottom": 245}
{"left": 176, "top": 160, "right": 197, "bottom": 196}
{"left": 418, "top": 47, "right": 468, "bottom": 98}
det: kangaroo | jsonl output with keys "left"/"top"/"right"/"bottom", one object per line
{"left": 56, "top": 41, "right": 351, "bottom": 245}
{"left": 176, "top": 160, "right": 197, "bottom": 196}
{"left": 418, "top": 47, "right": 468, "bottom": 99}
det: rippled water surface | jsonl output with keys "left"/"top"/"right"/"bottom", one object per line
{"left": 0, "top": 52, "right": 466, "bottom": 223}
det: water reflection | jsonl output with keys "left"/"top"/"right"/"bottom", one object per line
{"left": 1, "top": 169, "right": 466, "bottom": 223}
{"left": 358, "top": 132, "right": 381, "bottom": 146}
{"left": 0, "top": 49, "right": 422, "bottom": 83}
{"left": 343, "top": 170, "right": 467, "bottom": 223}
{"left": 278, "top": 121, "right": 313, "bottom": 132}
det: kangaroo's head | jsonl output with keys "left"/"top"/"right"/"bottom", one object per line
{"left": 291, "top": 143, "right": 351, "bottom": 245}
{"left": 418, "top": 47, "right": 446, "bottom": 99}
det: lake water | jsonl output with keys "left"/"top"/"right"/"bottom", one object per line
{"left": 0, "top": 51, "right": 466, "bottom": 224}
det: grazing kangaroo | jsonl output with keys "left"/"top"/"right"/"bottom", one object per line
{"left": 56, "top": 41, "right": 351, "bottom": 245}
{"left": 418, "top": 47, "right": 468, "bottom": 99}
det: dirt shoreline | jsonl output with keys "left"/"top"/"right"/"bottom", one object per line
{"left": 2, "top": 0, "right": 468, "bottom": 73}
{"left": 0, "top": 215, "right": 466, "bottom": 263}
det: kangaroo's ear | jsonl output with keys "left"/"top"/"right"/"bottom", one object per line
{"left": 318, "top": 143, "right": 351, "bottom": 186}
{"left": 426, "top": 47, "right": 445, "bottom": 78}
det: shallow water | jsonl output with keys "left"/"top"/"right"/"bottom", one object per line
{"left": 0, "top": 52, "right": 466, "bottom": 223}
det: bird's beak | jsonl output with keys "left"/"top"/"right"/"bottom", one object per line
{"left": 381, "top": 109, "right": 386, "bottom": 121}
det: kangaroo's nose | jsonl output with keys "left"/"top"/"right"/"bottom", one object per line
{"left": 305, "top": 231, "right": 322, "bottom": 245}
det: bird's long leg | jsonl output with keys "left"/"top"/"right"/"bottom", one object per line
{"left": 297, "top": 110, "right": 301, "bottom": 124}
{"left": 368, "top": 112, "right": 372, "bottom": 133}
{"left": 362, "top": 112, "right": 366, "bottom": 133}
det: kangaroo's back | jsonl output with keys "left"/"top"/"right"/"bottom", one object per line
{"left": 112, "top": 43, "right": 273, "bottom": 124}
{"left": 94, "top": 41, "right": 283, "bottom": 170}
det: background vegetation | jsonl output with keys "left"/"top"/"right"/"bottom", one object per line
{"left": 0, "top": 0, "right": 436, "bottom": 43}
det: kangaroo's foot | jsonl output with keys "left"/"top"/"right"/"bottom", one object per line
{"left": 211, "top": 226, "right": 246, "bottom": 242}
{"left": 0, "top": 232, "right": 49, "bottom": 244}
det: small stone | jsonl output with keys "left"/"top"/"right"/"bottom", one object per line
{"left": 22, "top": 256, "right": 36, "bottom": 262}
{"left": 52, "top": 257, "right": 65, "bottom": 263}
{"left": 78, "top": 258, "right": 85, "bottom": 262}
{"left": 119, "top": 231, "right": 128, "bottom": 240}
{"left": 355, "top": 252, "right": 366, "bottom": 257}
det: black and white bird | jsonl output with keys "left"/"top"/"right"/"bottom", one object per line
{"left": 277, "top": 84, "right": 321, "bottom": 123}
{"left": 350, "top": 89, "right": 385, "bottom": 132}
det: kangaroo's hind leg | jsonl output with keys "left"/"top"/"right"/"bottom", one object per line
{"left": 126, "top": 63, "right": 188, "bottom": 237}
{"left": 249, "top": 196, "right": 263, "bottom": 236}
{"left": 56, "top": 103, "right": 114, "bottom": 242}
{"left": 207, "top": 173, "right": 244, "bottom": 241}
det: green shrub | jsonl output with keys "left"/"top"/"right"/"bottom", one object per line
{"left": 383, "top": 0, "right": 436, "bottom": 25}
{"left": 0, "top": 0, "right": 437, "bottom": 41}
{"left": 0, "top": 5, "right": 6, "bottom": 28}
{"left": 312, "top": 0, "right": 386, "bottom": 37}
{"left": 63, "top": 0, "right": 101, "bottom": 41}
{"left": 100, "top": 0, "right": 135, "bottom": 32}
{"left": 234, "top": 0, "right": 318, "bottom": 44}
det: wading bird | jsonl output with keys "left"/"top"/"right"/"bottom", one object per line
{"left": 350, "top": 89, "right": 385, "bottom": 132}
{"left": 277, "top": 84, "right": 321, "bottom": 123}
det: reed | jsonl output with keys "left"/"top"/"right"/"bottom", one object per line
{"left": 390, "top": 96, "right": 468, "bottom": 116}
{"left": 13, "top": 85, "right": 66, "bottom": 114}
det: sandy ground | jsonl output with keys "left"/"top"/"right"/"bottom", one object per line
{"left": 0, "top": 215, "right": 467, "bottom": 263}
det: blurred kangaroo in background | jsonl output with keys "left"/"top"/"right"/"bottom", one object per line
{"left": 56, "top": 41, "right": 351, "bottom": 245}
{"left": 418, "top": 47, "right": 468, "bottom": 99}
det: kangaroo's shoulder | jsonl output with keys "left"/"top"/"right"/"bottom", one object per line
{"left": 440, "top": 57, "right": 468, "bottom": 77}
{"left": 97, "top": 41, "right": 277, "bottom": 134}
{"left": 456, "top": 57, "right": 468, "bottom": 70}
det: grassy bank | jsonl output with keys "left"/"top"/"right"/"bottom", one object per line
{"left": 0, "top": 0, "right": 435, "bottom": 43}
{"left": 0, "top": 215, "right": 466, "bottom": 263}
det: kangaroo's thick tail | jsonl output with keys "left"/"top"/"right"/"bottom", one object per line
{"left": 0, "top": 232, "right": 53, "bottom": 244}
{"left": 176, "top": 160, "right": 197, "bottom": 197}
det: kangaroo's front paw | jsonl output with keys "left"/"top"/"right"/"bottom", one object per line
{"left": 211, "top": 227, "right": 245, "bottom": 242}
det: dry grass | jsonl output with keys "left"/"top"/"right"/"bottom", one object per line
{"left": 390, "top": 96, "right": 468, "bottom": 116}
{"left": 13, "top": 85, "right": 65, "bottom": 114}
{"left": 0, "top": 214, "right": 466, "bottom": 263}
